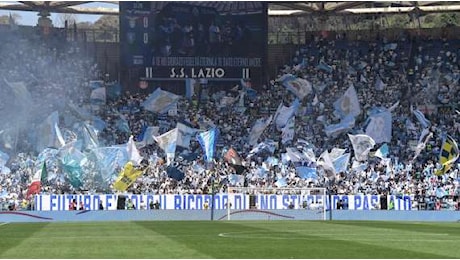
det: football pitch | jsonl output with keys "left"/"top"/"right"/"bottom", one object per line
{"left": 0, "top": 220, "right": 459, "bottom": 258}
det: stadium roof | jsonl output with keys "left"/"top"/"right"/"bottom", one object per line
{"left": 0, "top": 1, "right": 459, "bottom": 16}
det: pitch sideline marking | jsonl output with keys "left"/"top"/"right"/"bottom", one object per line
{"left": 0, "top": 222, "right": 9, "bottom": 227}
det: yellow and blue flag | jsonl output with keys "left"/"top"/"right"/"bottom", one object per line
{"left": 113, "top": 162, "right": 143, "bottom": 191}
{"left": 435, "top": 135, "right": 459, "bottom": 176}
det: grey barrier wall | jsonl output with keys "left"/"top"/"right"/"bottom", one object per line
{"left": 0, "top": 210, "right": 459, "bottom": 223}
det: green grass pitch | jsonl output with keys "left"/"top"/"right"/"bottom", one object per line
{"left": 0, "top": 220, "right": 459, "bottom": 258}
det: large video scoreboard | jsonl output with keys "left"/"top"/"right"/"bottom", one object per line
{"left": 120, "top": 1, "right": 267, "bottom": 92}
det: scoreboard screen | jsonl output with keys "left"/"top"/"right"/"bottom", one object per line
{"left": 120, "top": 1, "right": 267, "bottom": 91}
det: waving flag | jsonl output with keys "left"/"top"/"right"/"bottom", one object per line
{"left": 365, "top": 110, "right": 392, "bottom": 144}
{"left": 435, "top": 135, "right": 459, "bottom": 176}
{"left": 375, "top": 76, "right": 386, "bottom": 91}
{"left": 333, "top": 84, "right": 361, "bottom": 119}
{"left": 324, "top": 114, "right": 355, "bottom": 138}
{"left": 274, "top": 99, "right": 300, "bottom": 130}
{"left": 224, "top": 148, "right": 245, "bottom": 174}
{"left": 281, "top": 116, "right": 295, "bottom": 144}
{"left": 248, "top": 116, "right": 272, "bottom": 146}
{"left": 277, "top": 74, "right": 312, "bottom": 99}
{"left": 333, "top": 153, "right": 350, "bottom": 174}
{"left": 36, "top": 111, "right": 65, "bottom": 152}
{"left": 412, "top": 108, "right": 431, "bottom": 129}
{"left": 374, "top": 143, "right": 389, "bottom": 159}
{"left": 127, "top": 135, "right": 143, "bottom": 166}
{"left": 142, "top": 88, "right": 181, "bottom": 114}
{"left": 348, "top": 134, "right": 376, "bottom": 162}
{"left": 0, "top": 150, "right": 9, "bottom": 167}
{"left": 296, "top": 166, "right": 318, "bottom": 180}
{"left": 247, "top": 140, "right": 277, "bottom": 158}
{"left": 154, "top": 128, "right": 178, "bottom": 164}
{"left": 113, "top": 161, "right": 143, "bottom": 191}
{"left": 412, "top": 129, "right": 433, "bottom": 161}
{"left": 197, "top": 127, "right": 219, "bottom": 163}
{"left": 26, "top": 162, "right": 47, "bottom": 198}
{"left": 177, "top": 122, "right": 200, "bottom": 148}
{"left": 90, "top": 87, "right": 106, "bottom": 104}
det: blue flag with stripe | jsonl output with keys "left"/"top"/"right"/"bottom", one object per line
{"left": 196, "top": 127, "right": 219, "bottom": 163}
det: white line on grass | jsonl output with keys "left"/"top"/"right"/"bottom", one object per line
{"left": 217, "top": 232, "right": 453, "bottom": 241}
{"left": 0, "top": 222, "right": 9, "bottom": 227}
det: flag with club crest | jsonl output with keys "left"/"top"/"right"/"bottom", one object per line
{"left": 277, "top": 74, "right": 312, "bottom": 99}
{"left": 142, "top": 88, "right": 181, "bottom": 114}
{"left": 348, "top": 134, "right": 376, "bottom": 162}
{"left": 333, "top": 84, "right": 361, "bottom": 119}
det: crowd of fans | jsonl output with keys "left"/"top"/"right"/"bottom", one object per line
{"left": 0, "top": 27, "right": 459, "bottom": 211}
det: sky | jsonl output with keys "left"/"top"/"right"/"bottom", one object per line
{"left": 0, "top": 1, "right": 119, "bottom": 26}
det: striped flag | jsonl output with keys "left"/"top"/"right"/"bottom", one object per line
{"left": 26, "top": 162, "right": 47, "bottom": 198}
{"left": 435, "top": 135, "right": 459, "bottom": 176}
{"left": 197, "top": 127, "right": 219, "bottom": 163}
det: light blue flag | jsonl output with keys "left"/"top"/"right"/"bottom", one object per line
{"left": 333, "top": 153, "right": 350, "bottom": 174}
{"left": 374, "top": 143, "right": 389, "bottom": 159}
{"left": 0, "top": 150, "right": 9, "bottom": 167}
{"left": 277, "top": 74, "right": 312, "bottom": 99}
{"left": 317, "top": 60, "right": 333, "bottom": 73}
{"left": 89, "top": 146, "right": 129, "bottom": 184}
{"left": 36, "top": 111, "right": 65, "bottom": 152}
{"left": 365, "top": 110, "right": 392, "bottom": 144}
{"left": 248, "top": 116, "right": 272, "bottom": 146}
{"left": 296, "top": 166, "right": 318, "bottom": 180}
{"left": 324, "top": 114, "right": 355, "bottom": 138}
{"left": 116, "top": 118, "right": 130, "bottom": 133}
{"left": 375, "top": 76, "right": 386, "bottom": 91}
{"left": 196, "top": 127, "right": 219, "bottom": 163}
{"left": 436, "top": 187, "right": 446, "bottom": 198}
{"left": 177, "top": 122, "right": 200, "bottom": 148}
{"left": 274, "top": 99, "right": 300, "bottom": 130}
{"left": 248, "top": 140, "right": 277, "bottom": 158}
{"left": 228, "top": 174, "right": 245, "bottom": 186}
{"left": 142, "top": 88, "right": 181, "bottom": 114}
{"left": 412, "top": 109, "right": 431, "bottom": 129}
{"left": 333, "top": 84, "right": 361, "bottom": 119}
{"left": 275, "top": 177, "right": 288, "bottom": 187}
{"left": 255, "top": 167, "right": 267, "bottom": 178}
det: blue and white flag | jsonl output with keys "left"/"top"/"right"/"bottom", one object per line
{"left": 248, "top": 115, "right": 272, "bottom": 146}
{"left": 36, "top": 111, "right": 65, "bottom": 152}
{"left": 412, "top": 108, "right": 431, "bottom": 129}
{"left": 275, "top": 177, "right": 288, "bottom": 187}
{"left": 296, "top": 166, "right": 318, "bottom": 180}
{"left": 154, "top": 128, "right": 178, "bottom": 164}
{"left": 90, "top": 87, "right": 106, "bottom": 104}
{"left": 333, "top": 153, "right": 350, "bottom": 174}
{"left": 247, "top": 140, "right": 277, "bottom": 158}
{"left": 127, "top": 136, "right": 143, "bottom": 166}
{"left": 115, "top": 117, "right": 130, "bottom": 133}
{"left": 324, "top": 114, "right": 355, "bottom": 138}
{"left": 281, "top": 116, "right": 295, "bottom": 144}
{"left": 348, "top": 134, "right": 376, "bottom": 162}
{"left": 277, "top": 74, "right": 312, "bottom": 99}
{"left": 317, "top": 60, "right": 333, "bottom": 73}
{"left": 228, "top": 174, "right": 245, "bottom": 186}
{"left": 139, "top": 126, "right": 160, "bottom": 146}
{"left": 351, "top": 160, "right": 368, "bottom": 173}
{"left": 365, "top": 110, "right": 392, "bottom": 144}
{"left": 0, "top": 150, "right": 9, "bottom": 167}
{"left": 142, "top": 88, "right": 181, "bottom": 114}
{"left": 177, "top": 122, "right": 200, "bottom": 148}
{"left": 274, "top": 99, "right": 300, "bottom": 130}
{"left": 285, "top": 147, "right": 310, "bottom": 164}
{"left": 333, "top": 84, "right": 361, "bottom": 119}
{"left": 196, "top": 127, "right": 219, "bottom": 163}
{"left": 375, "top": 76, "right": 386, "bottom": 91}
{"left": 374, "top": 143, "right": 389, "bottom": 159}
